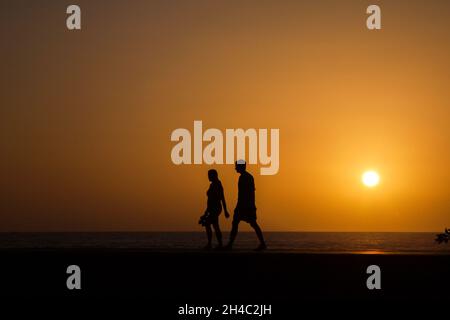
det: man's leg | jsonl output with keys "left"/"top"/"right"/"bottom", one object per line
{"left": 225, "top": 219, "right": 240, "bottom": 249}
{"left": 249, "top": 221, "right": 266, "bottom": 248}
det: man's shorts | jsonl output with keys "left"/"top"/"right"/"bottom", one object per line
{"left": 233, "top": 208, "right": 257, "bottom": 223}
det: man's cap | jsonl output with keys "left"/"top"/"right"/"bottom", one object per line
{"left": 236, "top": 159, "right": 246, "bottom": 165}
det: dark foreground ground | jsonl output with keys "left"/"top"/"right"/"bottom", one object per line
{"left": 1, "top": 250, "right": 449, "bottom": 316}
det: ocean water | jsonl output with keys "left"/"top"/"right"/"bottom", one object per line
{"left": 0, "top": 232, "right": 449, "bottom": 254}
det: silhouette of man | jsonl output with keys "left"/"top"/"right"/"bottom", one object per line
{"left": 225, "top": 160, "right": 267, "bottom": 251}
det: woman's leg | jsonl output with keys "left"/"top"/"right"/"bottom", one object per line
{"left": 205, "top": 224, "right": 212, "bottom": 248}
{"left": 212, "top": 222, "right": 223, "bottom": 247}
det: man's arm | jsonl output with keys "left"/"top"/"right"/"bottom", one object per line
{"left": 220, "top": 185, "right": 230, "bottom": 218}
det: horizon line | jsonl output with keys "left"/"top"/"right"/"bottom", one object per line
{"left": 0, "top": 230, "right": 444, "bottom": 233}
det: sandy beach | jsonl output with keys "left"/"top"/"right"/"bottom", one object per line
{"left": 1, "top": 249, "right": 449, "bottom": 302}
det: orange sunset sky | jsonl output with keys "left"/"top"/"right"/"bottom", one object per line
{"left": 2, "top": 0, "right": 450, "bottom": 231}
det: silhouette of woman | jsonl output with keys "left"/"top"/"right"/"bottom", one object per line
{"left": 199, "top": 169, "right": 230, "bottom": 249}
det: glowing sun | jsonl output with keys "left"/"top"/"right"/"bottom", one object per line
{"left": 362, "top": 170, "right": 380, "bottom": 188}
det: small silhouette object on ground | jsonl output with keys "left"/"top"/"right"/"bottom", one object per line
{"left": 199, "top": 169, "right": 230, "bottom": 249}
{"left": 435, "top": 228, "right": 449, "bottom": 244}
{"left": 224, "top": 160, "right": 267, "bottom": 251}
